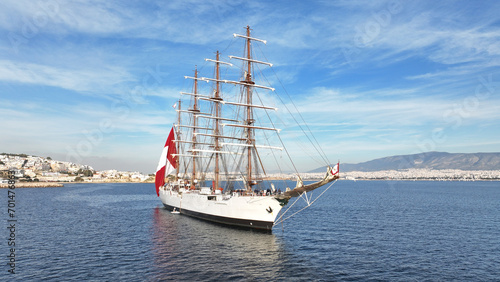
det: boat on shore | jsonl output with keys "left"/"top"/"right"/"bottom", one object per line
{"left": 155, "top": 26, "right": 339, "bottom": 231}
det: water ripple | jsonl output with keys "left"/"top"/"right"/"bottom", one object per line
{"left": 4, "top": 181, "right": 500, "bottom": 280}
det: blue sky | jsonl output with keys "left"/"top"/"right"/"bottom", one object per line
{"left": 1, "top": 0, "right": 500, "bottom": 173}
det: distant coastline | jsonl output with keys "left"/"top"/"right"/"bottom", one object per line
{"left": 339, "top": 168, "right": 500, "bottom": 181}
{"left": 1, "top": 175, "right": 498, "bottom": 189}
{"left": 0, "top": 180, "right": 155, "bottom": 188}
{"left": 0, "top": 182, "right": 64, "bottom": 188}
{"left": 3, "top": 152, "right": 500, "bottom": 187}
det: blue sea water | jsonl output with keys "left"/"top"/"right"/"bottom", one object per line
{"left": 2, "top": 180, "right": 500, "bottom": 281}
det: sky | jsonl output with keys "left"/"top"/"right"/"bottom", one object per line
{"left": 1, "top": 0, "right": 500, "bottom": 173}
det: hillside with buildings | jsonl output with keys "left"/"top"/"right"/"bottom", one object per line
{"left": 0, "top": 153, "right": 153, "bottom": 184}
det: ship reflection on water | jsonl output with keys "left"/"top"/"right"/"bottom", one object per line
{"left": 150, "top": 207, "right": 287, "bottom": 281}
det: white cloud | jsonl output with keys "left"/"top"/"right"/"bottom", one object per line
{"left": 283, "top": 86, "right": 500, "bottom": 134}
{"left": 0, "top": 60, "right": 132, "bottom": 93}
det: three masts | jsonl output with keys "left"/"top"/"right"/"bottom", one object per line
{"left": 175, "top": 26, "right": 281, "bottom": 193}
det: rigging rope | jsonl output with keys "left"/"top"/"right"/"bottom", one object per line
{"left": 253, "top": 89, "right": 300, "bottom": 176}
{"left": 256, "top": 44, "right": 332, "bottom": 167}
{"left": 274, "top": 179, "right": 338, "bottom": 224}
{"left": 252, "top": 64, "right": 324, "bottom": 170}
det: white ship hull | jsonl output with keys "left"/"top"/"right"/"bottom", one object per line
{"left": 159, "top": 186, "right": 284, "bottom": 231}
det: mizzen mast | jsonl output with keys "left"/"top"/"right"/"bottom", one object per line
{"left": 178, "top": 68, "right": 208, "bottom": 185}
{"left": 191, "top": 68, "right": 199, "bottom": 188}
{"left": 175, "top": 99, "right": 181, "bottom": 181}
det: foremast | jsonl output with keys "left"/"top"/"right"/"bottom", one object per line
{"left": 232, "top": 26, "right": 276, "bottom": 192}
{"left": 232, "top": 26, "right": 338, "bottom": 197}
{"left": 244, "top": 26, "right": 254, "bottom": 192}
{"left": 193, "top": 27, "right": 275, "bottom": 193}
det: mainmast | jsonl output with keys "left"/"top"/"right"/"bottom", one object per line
{"left": 202, "top": 51, "right": 234, "bottom": 191}
{"left": 214, "top": 51, "right": 221, "bottom": 191}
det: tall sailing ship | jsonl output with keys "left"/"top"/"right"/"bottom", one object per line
{"left": 155, "top": 26, "right": 339, "bottom": 231}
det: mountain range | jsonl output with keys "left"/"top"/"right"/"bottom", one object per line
{"left": 310, "top": 152, "right": 500, "bottom": 172}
